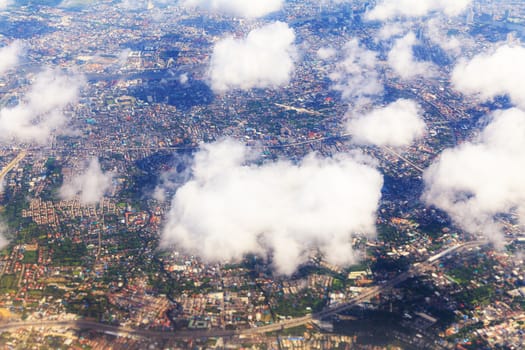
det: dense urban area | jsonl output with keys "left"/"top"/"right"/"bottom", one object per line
{"left": 0, "top": 0, "right": 524, "bottom": 349}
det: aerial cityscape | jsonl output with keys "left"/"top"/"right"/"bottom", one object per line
{"left": 0, "top": 0, "right": 524, "bottom": 348}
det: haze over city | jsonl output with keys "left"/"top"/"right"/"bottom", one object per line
{"left": 0, "top": 0, "right": 523, "bottom": 349}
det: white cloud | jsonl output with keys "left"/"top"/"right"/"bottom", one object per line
{"left": 0, "top": 68, "right": 84, "bottom": 144}
{"left": 347, "top": 99, "right": 426, "bottom": 147}
{"left": 317, "top": 47, "right": 336, "bottom": 60}
{"left": 116, "top": 0, "right": 146, "bottom": 10}
{"left": 178, "top": 73, "right": 189, "bottom": 84}
{"left": 0, "top": 224, "right": 7, "bottom": 251}
{"left": 117, "top": 0, "right": 169, "bottom": 10}
{"left": 153, "top": 155, "right": 192, "bottom": 202}
{"left": 208, "top": 22, "right": 296, "bottom": 93}
{"left": 387, "top": 32, "right": 436, "bottom": 79}
{"left": 330, "top": 39, "right": 383, "bottom": 108}
{"left": 376, "top": 23, "right": 408, "bottom": 41}
{"left": 181, "top": 0, "right": 283, "bottom": 18}
{"left": 161, "top": 139, "right": 383, "bottom": 275}
{"left": 59, "top": 158, "right": 115, "bottom": 204}
{"left": 59, "top": 0, "right": 90, "bottom": 8}
{"left": 0, "top": 0, "right": 13, "bottom": 10}
{"left": 366, "top": 0, "right": 471, "bottom": 21}
{"left": 452, "top": 45, "right": 525, "bottom": 108}
{"left": 0, "top": 41, "right": 23, "bottom": 76}
{"left": 0, "top": 32, "right": 25, "bottom": 248}
{"left": 423, "top": 108, "right": 525, "bottom": 243}
{"left": 425, "top": 18, "right": 464, "bottom": 55}
{"left": 117, "top": 48, "right": 132, "bottom": 66}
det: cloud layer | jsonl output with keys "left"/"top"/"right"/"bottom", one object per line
{"left": 181, "top": 0, "right": 283, "bottom": 18}
{"left": 153, "top": 154, "right": 193, "bottom": 202}
{"left": 317, "top": 47, "right": 336, "bottom": 60}
{"left": 348, "top": 99, "right": 426, "bottom": 147}
{"left": 452, "top": 45, "right": 525, "bottom": 108}
{"left": 0, "top": 0, "right": 13, "bottom": 10}
{"left": 0, "top": 224, "right": 7, "bottom": 251}
{"left": 0, "top": 41, "right": 23, "bottom": 76}
{"left": 425, "top": 18, "right": 464, "bottom": 55}
{"left": 0, "top": 68, "right": 84, "bottom": 144}
{"left": 388, "top": 32, "right": 435, "bottom": 79}
{"left": 423, "top": 108, "right": 525, "bottom": 242}
{"left": 330, "top": 39, "right": 383, "bottom": 108}
{"left": 209, "top": 22, "right": 296, "bottom": 92}
{"left": 161, "top": 139, "right": 383, "bottom": 275}
{"left": 59, "top": 158, "right": 115, "bottom": 204}
{"left": 366, "top": 0, "right": 471, "bottom": 20}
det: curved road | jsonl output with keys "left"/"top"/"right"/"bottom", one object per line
{"left": 0, "top": 240, "right": 488, "bottom": 339}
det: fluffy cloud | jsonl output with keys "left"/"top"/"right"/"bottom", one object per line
{"left": 0, "top": 41, "right": 23, "bottom": 76}
{"left": 424, "top": 18, "right": 464, "bottom": 55}
{"left": 178, "top": 73, "right": 189, "bottom": 84}
{"left": 0, "top": 68, "right": 84, "bottom": 144}
{"left": 452, "top": 45, "right": 525, "bottom": 108}
{"left": 208, "top": 22, "right": 296, "bottom": 92}
{"left": 59, "top": 158, "right": 115, "bottom": 204}
{"left": 366, "top": 0, "right": 471, "bottom": 21}
{"left": 423, "top": 108, "right": 525, "bottom": 243}
{"left": 347, "top": 99, "right": 426, "bottom": 147}
{"left": 330, "top": 39, "right": 383, "bottom": 108}
{"left": 0, "top": 224, "right": 7, "bottom": 251}
{"left": 317, "top": 47, "right": 336, "bottom": 60}
{"left": 376, "top": 23, "right": 408, "bottom": 41}
{"left": 387, "top": 32, "right": 435, "bottom": 79}
{"left": 117, "top": 48, "right": 132, "bottom": 66}
{"left": 181, "top": 0, "right": 283, "bottom": 18}
{"left": 153, "top": 154, "right": 192, "bottom": 202}
{"left": 161, "top": 139, "right": 383, "bottom": 275}
{"left": 0, "top": 0, "right": 13, "bottom": 9}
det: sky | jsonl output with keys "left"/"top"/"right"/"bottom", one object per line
{"left": 159, "top": 0, "right": 524, "bottom": 270}
{"left": 347, "top": 99, "right": 426, "bottom": 147}
{"left": 0, "top": 39, "right": 85, "bottom": 244}
{"left": 180, "top": 0, "right": 284, "bottom": 18}
{"left": 208, "top": 21, "right": 297, "bottom": 92}
{"left": 59, "top": 158, "right": 115, "bottom": 205}
{"left": 161, "top": 139, "right": 383, "bottom": 275}
{"left": 0, "top": 38, "right": 85, "bottom": 144}
{"left": 0, "top": 0, "right": 523, "bottom": 273}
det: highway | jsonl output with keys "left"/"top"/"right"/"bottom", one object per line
{"left": 380, "top": 146, "right": 425, "bottom": 173}
{"left": 0, "top": 239, "right": 489, "bottom": 339}
{"left": 0, "top": 151, "right": 26, "bottom": 180}
{"left": 246, "top": 239, "right": 488, "bottom": 334}
{"left": 36, "top": 132, "right": 427, "bottom": 175}
{"left": 0, "top": 320, "right": 238, "bottom": 339}
{"left": 274, "top": 103, "right": 323, "bottom": 116}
